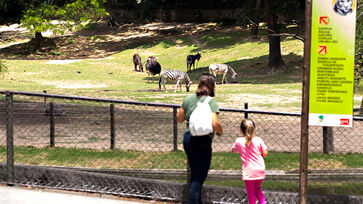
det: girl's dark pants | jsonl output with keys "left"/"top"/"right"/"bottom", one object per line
{"left": 183, "top": 131, "right": 212, "bottom": 204}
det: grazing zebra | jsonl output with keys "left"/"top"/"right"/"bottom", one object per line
{"left": 159, "top": 70, "right": 192, "bottom": 92}
{"left": 209, "top": 63, "right": 237, "bottom": 84}
{"left": 186, "top": 53, "right": 201, "bottom": 73}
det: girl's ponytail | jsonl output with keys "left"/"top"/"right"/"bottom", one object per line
{"left": 240, "top": 119, "right": 255, "bottom": 147}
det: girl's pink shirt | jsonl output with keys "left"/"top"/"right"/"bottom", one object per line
{"left": 232, "top": 137, "right": 267, "bottom": 180}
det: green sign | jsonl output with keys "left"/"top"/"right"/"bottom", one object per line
{"left": 309, "top": 0, "right": 356, "bottom": 127}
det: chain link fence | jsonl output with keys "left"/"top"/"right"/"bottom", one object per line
{"left": 0, "top": 91, "right": 362, "bottom": 203}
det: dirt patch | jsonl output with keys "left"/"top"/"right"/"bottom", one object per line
{"left": 308, "top": 159, "right": 345, "bottom": 170}
{"left": 46, "top": 59, "right": 81, "bottom": 64}
{"left": 41, "top": 81, "right": 108, "bottom": 89}
{"left": 216, "top": 81, "right": 252, "bottom": 84}
{"left": 0, "top": 22, "right": 220, "bottom": 60}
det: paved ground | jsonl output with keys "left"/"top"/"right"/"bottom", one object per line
{"left": 0, "top": 185, "right": 154, "bottom": 204}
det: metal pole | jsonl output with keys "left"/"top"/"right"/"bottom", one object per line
{"left": 244, "top": 103, "right": 248, "bottom": 119}
{"left": 173, "top": 107, "right": 178, "bottom": 151}
{"left": 50, "top": 102, "right": 55, "bottom": 147}
{"left": 110, "top": 104, "right": 115, "bottom": 150}
{"left": 6, "top": 92, "right": 14, "bottom": 184}
{"left": 300, "top": 1, "right": 312, "bottom": 203}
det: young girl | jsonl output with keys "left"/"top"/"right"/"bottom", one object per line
{"left": 232, "top": 119, "right": 268, "bottom": 204}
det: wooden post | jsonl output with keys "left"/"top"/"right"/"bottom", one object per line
{"left": 173, "top": 107, "right": 178, "bottom": 151}
{"left": 300, "top": 1, "right": 312, "bottom": 203}
{"left": 110, "top": 104, "right": 115, "bottom": 150}
{"left": 6, "top": 92, "right": 14, "bottom": 184}
{"left": 323, "top": 126, "right": 334, "bottom": 154}
{"left": 49, "top": 102, "right": 55, "bottom": 147}
{"left": 244, "top": 103, "right": 248, "bottom": 119}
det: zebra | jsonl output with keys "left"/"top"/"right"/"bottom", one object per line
{"left": 209, "top": 63, "right": 237, "bottom": 84}
{"left": 186, "top": 53, "right": 201, "bottom": 73}
{"left": 159, "top": 70, "right": 192, "bottom": 92}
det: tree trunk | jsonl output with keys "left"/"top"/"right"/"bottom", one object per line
{"left": 34, "top": 32, "right": 43, "bottom": 50}
{"left": 250, "top": 0, "right": 262, "bottom": 37}
{"left": 264, "top": 0, "right": 286, "bottom": 72}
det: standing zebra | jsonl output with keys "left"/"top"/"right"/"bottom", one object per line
{"left": 159, "top": 70, "right": 192, "bottom": 92}
{"left": 209, "top": 63, "right": 237, "bottom": 84}
{"left": 186, "top": 53, "right": 201, "bottom": 73}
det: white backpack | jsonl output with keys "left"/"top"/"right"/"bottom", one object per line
{"left": 189, "top": 96, "right": 214, "bottom": 136}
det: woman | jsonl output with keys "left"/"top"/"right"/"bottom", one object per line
{"left": 176, "top": 74, "right": 223, "bottom": 204}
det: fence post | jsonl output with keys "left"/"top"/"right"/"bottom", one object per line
{"left": 50, "top": 102, "right": 55, "bottom": 147}
{"left": 110, "top": 104, "right": 115, "bottom": 150}
{"left": 173, "top": 107, "right": 178, "bottom": 151}
{"left": 244, "top": 103, "right": 248, "bottom": 119}
{"left": 6, "top": 92, "right": 14, "bottom": 184}
{"left": 323, "top": 126, "right": 334, "bottom": 154}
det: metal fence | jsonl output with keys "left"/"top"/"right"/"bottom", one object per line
{"left": 0, "top": 91, "right": 362, "bottom": 203}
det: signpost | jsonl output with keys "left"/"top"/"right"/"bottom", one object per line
{"left": 301, "top": 0, "right": 357, "bottom": 203}
{"left": 309, "top": 0, "right": 357, "bottom": 127}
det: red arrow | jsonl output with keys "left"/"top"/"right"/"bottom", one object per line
{"left": 318, "top": 45, "right": 327, "bottom": 55}
{"left": 319, "top": 16, "right": 328, "bottom": 25}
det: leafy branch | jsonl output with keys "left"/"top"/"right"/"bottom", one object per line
{"left": 21, "top": 0, "right": 109, "bottom": 36}
{"left": 246, "top": 16, "right": 304, "bottom": 42}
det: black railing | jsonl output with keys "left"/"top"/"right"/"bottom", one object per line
{"left": 0, "top": 91, "right": 362, "bottom": 203}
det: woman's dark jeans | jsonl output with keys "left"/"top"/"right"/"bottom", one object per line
{"left": 183, "top": 131, "right": 212, "bottom": 204}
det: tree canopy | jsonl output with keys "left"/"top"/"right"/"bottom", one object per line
{"left": 21, "top": 0, "right": 108, "bottom": 36}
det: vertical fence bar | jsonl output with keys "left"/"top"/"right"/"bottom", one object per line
{"left": 6, "top": 92, "right": 14, "bottom": 184}
{"left": 110, "top": 104, "right": 115, "bottom": 150}
{"left": 244, "top": 103, "right": 248, "bottom": 119}
{"left": 173, "top": 107, "right": 178, "bottom": 151}
{"left": 323, "top": 126, "right": 334, "bottom": 154}
{"left": 50, "top": 102, "right": 55, "bottom": 147}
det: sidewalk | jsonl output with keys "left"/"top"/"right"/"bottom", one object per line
{"left": 0, "top": 185, "right": 152, "bottom": 204}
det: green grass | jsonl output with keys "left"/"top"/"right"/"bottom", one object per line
{"left": 1, "top": 26, "right": 361, "bottom": 111}
{"left": 0, "top": 146, "right": 361, "bottom": 195}
{"left": 0, "top": 146, "right": 361, "bottom": 171}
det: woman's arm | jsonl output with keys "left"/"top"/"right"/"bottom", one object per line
{"left": 212, "top": 112, "right": 223, "bottom": 136}
{"left": 176, "top": 108, "right": 185, "bottom": 123}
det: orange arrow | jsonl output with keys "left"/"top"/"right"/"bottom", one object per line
{"left": 318, "top": 45, "right": 327, "bottom": 55}
{"left": 319, "top": 16, "right": 329, "bottom": 25}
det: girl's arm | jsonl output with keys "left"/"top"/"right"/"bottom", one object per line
{"left": 212, "top": 112, "right": 223, "bottom": 136}
{"left": 262, "top": 149, "right": 268, "bottom": 158}
{"left": 232, "top": 142, "right": 240, "bottom": 153}
{"left": 176, "top": 108, "right": 185, "bottom": 123}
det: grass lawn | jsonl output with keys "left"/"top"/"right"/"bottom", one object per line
{"left": 0, "top": 22, "right": 361, "bottom": 112}
{"left": 2, "top": 146, "right": 360, "bottom": 195}
{"left": 0, "top": 22, "right": 362, "bottom": 195}
{"left": 0, "top": 146, "right": 361, "bottom": 171}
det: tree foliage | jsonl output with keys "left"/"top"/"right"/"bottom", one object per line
{"left": 21, "top": 0, "right": 108, "bottom": 36}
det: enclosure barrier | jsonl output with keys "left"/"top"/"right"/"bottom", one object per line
{"left": 0, "top": 91, "right": 362, "bottom": 203}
